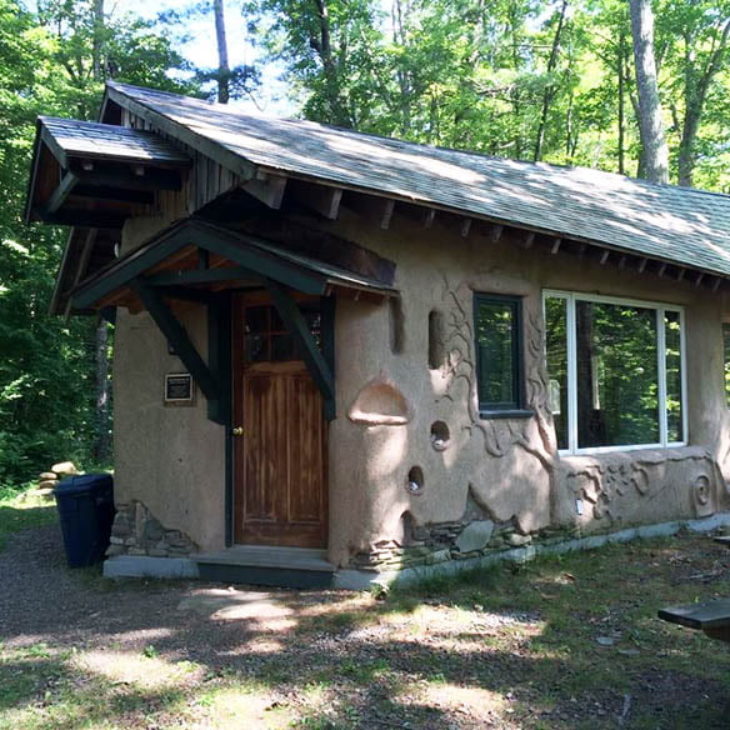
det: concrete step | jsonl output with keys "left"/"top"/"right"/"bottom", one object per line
{"left": 194, "top": 545, "right": 335, "bottom": 589}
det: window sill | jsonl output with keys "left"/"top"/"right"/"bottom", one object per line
{"left": 479, "top": 409, "right": 535, "bottom": 420}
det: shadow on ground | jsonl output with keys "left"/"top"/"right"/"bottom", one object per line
{"left": 2, "top": 520, "right": 729, "bottom": 729}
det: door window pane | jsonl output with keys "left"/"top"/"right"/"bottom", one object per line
{"left": 576, "top": 301, "right": 658, "bottom": 448}
{"left": 545, "top": 296, "right": 568, "bottom": 450}
{"left": 243, "top": 302, "right": 322, "bottom": 363}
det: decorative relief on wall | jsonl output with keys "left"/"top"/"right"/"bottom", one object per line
{"left": 430, "top": 276, "right": 555, "bottom": 532}
{"left": 564, "top": 449, "right": 722, "bottom": 525}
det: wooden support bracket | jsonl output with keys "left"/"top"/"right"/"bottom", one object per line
{"left": 489, "top": 225, "right": 504, "bottom": 244}
{"left": 241, "top": 171, "right": 288, "bottom": 209}
{"left": 523, "top": 232, "right": 535, "bottom": 249}
{"left": 423, "top": 208, "right": 436, "bottom": 228}
{"left": 130, "top": 278, "right": 219, "bottom": 403}
{"left": 550, "top": 238, "right": 562, "bottom": 255}
{"left": 43, "top": 171, "right": 79, "bottom": 215}
{"left": 600, "top": 250, "right": 610, "bottom": 265}
{"left": 460, "top": 218, "right": 472, "bottom": 238}
{"left": 293, "top": 183, "right": 343, "bottom": 220}
{"left": 266, "top": 280, "right": 336, "bottom": 419}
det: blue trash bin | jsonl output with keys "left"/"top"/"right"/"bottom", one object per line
{"left": 54, "top": 473, "right": 114, "bottom": 567}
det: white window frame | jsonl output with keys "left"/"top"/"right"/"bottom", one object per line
{"left": 543, "top": 290, "right": 688, "bottom": 456}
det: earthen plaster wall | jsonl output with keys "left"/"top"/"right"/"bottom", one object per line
{"left": 326, "top": 209, "right": 730, "bottom": 567}
{"left": 113, "top": 215, "right": 226, "bottom": 553}
{"left": 110, "top": 207, "right": 730, "bottom": 568}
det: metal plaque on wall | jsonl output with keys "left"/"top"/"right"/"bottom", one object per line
{"left": 164, "top": 373, "right": 195, "bottom": 405}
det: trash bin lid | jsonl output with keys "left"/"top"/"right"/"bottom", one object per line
{"left": 55, "top": 473, "right": 113, "bottom": 496}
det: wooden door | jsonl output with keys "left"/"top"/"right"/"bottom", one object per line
{"left": 233, "top": 296, "right": 328, "bottom": 548}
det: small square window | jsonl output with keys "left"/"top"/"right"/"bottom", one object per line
{"left": 474, "top": 294, "right": 525, "bottom": 414}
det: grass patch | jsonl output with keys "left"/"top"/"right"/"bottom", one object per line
{"left": 0, "top": 485, "right": 56, "bottom": 552}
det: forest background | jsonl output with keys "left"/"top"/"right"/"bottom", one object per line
{"left": 1, "top": 0, "right": 729, "bottom": 486}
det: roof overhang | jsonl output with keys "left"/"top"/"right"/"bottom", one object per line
{"left": 71, "top": 217, "right": 398, "bottom": 313}
{"left": 25, "top": 116, "right": 191, "bottom": 228}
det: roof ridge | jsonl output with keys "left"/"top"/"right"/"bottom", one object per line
{"left": 105, "top": 81, "right": 730, "bottom": 203}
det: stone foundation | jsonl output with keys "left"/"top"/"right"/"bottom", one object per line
{"left": 350, "top": 517, "right": 549, "bottom": 573}
{"left": 107, "top": 501, "right": 198, "bottom": 558}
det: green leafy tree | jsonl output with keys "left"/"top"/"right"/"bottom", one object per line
{"left": 0, "top": 0, "right": 193, "bottom": 484}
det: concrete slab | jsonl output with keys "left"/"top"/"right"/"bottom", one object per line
{"left": 103, "top": 555, "right": 199, "bottom": 579}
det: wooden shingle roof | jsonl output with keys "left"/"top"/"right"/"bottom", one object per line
{"left": 105, "top": 82, "right": 730, "bottom": 278}
{"left": 39, "top": 116, "right": 190, "bottom": 166}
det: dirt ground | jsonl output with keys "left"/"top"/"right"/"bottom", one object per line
{"left": 1, "top": 512, "right": 730, "bottom": 729}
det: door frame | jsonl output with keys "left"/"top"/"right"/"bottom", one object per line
{"left": 229, "top": 290, "right": 333, "bottom": 548}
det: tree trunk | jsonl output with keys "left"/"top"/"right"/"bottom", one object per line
{"left": 629, "top": 0, "right": 669, "bottom": 184}
{"left": 617, "top": 28, "right": 627, "bottom": 175}
{"left": 533, "top": 0, "right": 569, "bottom": 162}
{"left": 92, "top": 0, "right": 105, "bottom": 80}
{"left": 214, "top": 0, "right": 230, "bottom": 104}
{"left": 677, "top": 19, "right": 730, "bottom": 187}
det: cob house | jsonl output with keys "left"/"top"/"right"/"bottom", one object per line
{"left": 26, "top": 81, "right": 730, "bottom": 587}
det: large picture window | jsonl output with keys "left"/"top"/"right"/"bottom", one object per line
{"left": 544, "top": 291, "right": 686, "bottom": 453}
{"left": 475, "top": 294, "right": 526, "bottom": 415}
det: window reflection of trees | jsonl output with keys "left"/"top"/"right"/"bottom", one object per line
{"left": 544, "top": 293, "right": 684, "bottom": 452}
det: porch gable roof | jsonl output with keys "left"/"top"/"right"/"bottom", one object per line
{"left": 71, "top": 217, "right": 398, "bottom": 311}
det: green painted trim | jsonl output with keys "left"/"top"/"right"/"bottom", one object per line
{"left": 473, "top": 292, "right": 525, "bottom": 413}
{"left": 131, "top": 279, "right": 219, "bottom": 402}
{"left": 72, "top": 218, "right": 327, "bottom": 310}
{"left": 266, "top": 280, "right": 335, "bottom": 411}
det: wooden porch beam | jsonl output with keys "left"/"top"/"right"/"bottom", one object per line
{"left": 155, "top": 286, "right": 217, "bottom": 304}
{"left": 294, "top": 184, "right": 343, "bottom": 220}
{"left": 43, "top": 171, "right": 79, "bottom": 215}
{"left": 266, "top": 280, "right": 335, "bottom": 419}
{"left": 39, "top": 209, "right": 128, "bottom": 228}
{"left": 68, "top": 163, "right": 185, "bottom": 191}
{"left": 130, "top": 278, "right": 219, "bottom": 402}
{"left": 145, "top": 267, "right": 261, "bottom": 287}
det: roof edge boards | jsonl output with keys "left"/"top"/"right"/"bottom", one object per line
{"left": 105, "top": 84, "right": 258, "bottom": 183}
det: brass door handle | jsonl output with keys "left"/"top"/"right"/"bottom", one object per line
{"left": 232, "top": 426, "right": 244, "bottom": 437}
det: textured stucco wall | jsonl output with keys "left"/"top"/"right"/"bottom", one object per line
{"left": 326, "top": 209, "right": 730, "bottom": 567}
{"left": 113, "top": 216, "right": 226, "bottom": 552}
{"left": 111, "top": 208, "right": 730, "bottom": 566}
